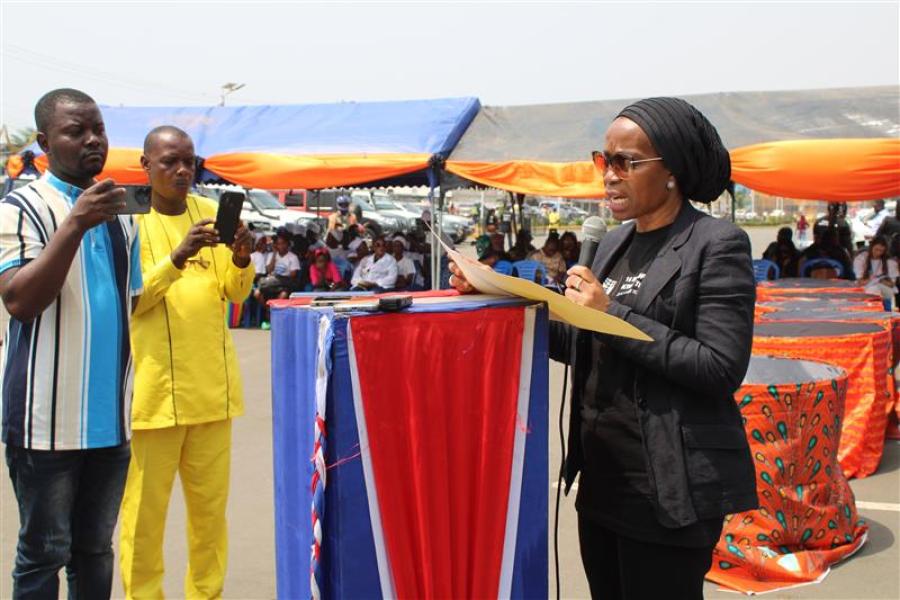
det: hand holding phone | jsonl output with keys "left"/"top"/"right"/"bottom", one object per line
{"left": 71, "top": 179, "right": 127, "bottom": 230}
{"left": 171, "top": 219, "right": 218, "bottom": 269}
{"left": 230, "top": 224, "right": 253, "bottom": 267}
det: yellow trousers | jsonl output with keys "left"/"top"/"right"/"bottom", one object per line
{"left": 119, "top": 419, "right": 232, "bottom": 599}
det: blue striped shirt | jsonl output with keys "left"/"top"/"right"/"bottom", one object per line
{"left": 0, "top": 173, "right": 143, "bottom": 449}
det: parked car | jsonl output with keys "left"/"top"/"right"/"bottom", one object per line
{"left": 349, "top": 191, "right": 409, "bottom": 237}
{"left": 558, "top": 204, "right": 588, "bottom": 222}
{"left": 391, "top": 197, "right": 473, "bottom": 243}
{"left": 195, "top": 185, "right": 324, "bottom": 236}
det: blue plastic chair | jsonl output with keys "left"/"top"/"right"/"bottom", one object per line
{"left": 512, "top": 259, "right": 547, "bottom": 284}
{"left": 331, "top": 257, "right": 354, "bottom": 285}
{"left": 801, "top": 257, "right": 845, "bottom": 278}
{"left": 493, "top": 260, "right": 514, "bottom": 276}
{"left": 752, "top": 259, "right": 780, "bottom": 282}
{"left": 240, "top": 294, "right": 264, "bottom": 328}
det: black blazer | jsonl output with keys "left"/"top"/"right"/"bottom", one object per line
{"left": 550, "top": 203, "right": 758, "bottom": 528}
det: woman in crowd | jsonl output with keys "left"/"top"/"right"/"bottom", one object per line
{"left": 762, "top": 226, "right": 799, "bottom": 278}
{"left": 308, "top": 247, "right": 347, "bottom": 292}
{"left": 560, "top": 230, "right": 580, "bottom": 268}
{"left": 529, "top": 232, "right": 567, "bottom": 283}
{"left": 853, "top": 235, "right": 898, "bottom": 311}
{"left": 450, "top": 97, "right": 757, "bottom": 599}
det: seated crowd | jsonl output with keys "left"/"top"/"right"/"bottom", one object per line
{"left": 247, "top": 221, "right": 428, "bottom": 324}
{"left": 247, "top": 217, "right": 588, "bottom": 322}
{"left": 762, "top": 212, "right": 900, "bottom": 311}
{"left": 475, "top": 228, "right": 582, "bottom": 285}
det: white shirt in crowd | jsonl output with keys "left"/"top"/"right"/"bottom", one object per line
{"left": 272, "top": 251, "right": 302, "bottom": 277}
{"left": 853, "top": 252, "right": 899, "bottom": 297}
{"left": 394, "top": 254, "right": 421, "bottom": 288}
{"left": 250, "top": 251, "right": 272, "bottom": 275}
{"left": 352, "top": 253, "right": 398, "bottom": 289}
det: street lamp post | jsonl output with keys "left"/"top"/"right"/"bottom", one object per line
{"left": 219, "top": 82, "right": 246, "bottom": 106}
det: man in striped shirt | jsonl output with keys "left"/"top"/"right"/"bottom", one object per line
{"left": 0, "top": 89, "right": 142, "bottom": 599}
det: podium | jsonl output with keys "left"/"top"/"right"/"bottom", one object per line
{"left": 270, "top": 296, "right": 549, "bottom": 599}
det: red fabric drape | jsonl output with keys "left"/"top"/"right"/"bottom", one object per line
{"left": 350, "top": 308, "right": 524, "bottom": 599}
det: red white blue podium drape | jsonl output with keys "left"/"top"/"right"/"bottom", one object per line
{"left": 271, "top": 297, "right": 549, "bottom": 599}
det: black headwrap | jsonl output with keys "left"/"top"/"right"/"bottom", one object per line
{"left": 617, "top": 97, "right": 731, "bottom": 203}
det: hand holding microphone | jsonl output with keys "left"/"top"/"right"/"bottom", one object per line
{"left": 564, "top": 216, "right": 611, "bottom": 312}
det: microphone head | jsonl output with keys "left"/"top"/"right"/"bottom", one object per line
{"left": 581, "top": 216, "right": 607, "bottom": 242}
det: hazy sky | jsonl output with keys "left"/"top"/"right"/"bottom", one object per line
{"left": 1, "top": 1, "right": 898, "bottom": 131}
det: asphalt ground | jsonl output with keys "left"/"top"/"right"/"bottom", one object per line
{"left": 1, "top": 225, "right": 897, "bottom": 599}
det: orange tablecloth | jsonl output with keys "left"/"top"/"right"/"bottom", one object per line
{"left": 760, "top": 310, "right": 900, "bottom": 430}
{"left": 707, "top": 357, "right": 867, "bottom": 594}
{"left": 755, "top": 298, "right": 883, "bottom": 320}
{"left": 756, "top": 278, "right": 865, "bottom": 303}
{"left": 752, "top": 321, "right": 894, "bottom": 478}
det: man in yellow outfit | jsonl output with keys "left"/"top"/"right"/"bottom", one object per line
{"left": 119, "top": 126, "right": 254, "bottom": 599}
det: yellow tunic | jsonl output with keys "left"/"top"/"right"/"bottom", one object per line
{"left": 130, "top": 194, "right": 254, "bottom": 430}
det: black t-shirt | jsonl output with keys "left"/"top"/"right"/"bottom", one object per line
{"left": 576, "top": 224, "right": 723, "bottom": 547}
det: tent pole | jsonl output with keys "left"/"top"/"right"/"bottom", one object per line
{"left": 508, "top": 191, "right": 517, "bottom": 248}
{"left": 480, "top": 190, "right": 486, "bottom": 237}
{"left": 516, "top": 193, "right": 526, "bottom": 237}
{"left": 428, "top": 157, "right": 444, "bottom": 291}
{"left": 435, "top": 185, "right": 445, "bottom": 290}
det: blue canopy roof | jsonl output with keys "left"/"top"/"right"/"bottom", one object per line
{"left": 95, "top": 97, "right": 480, "bottom": 157}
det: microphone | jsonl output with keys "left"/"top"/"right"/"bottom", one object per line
{"left": 577, "top": 216, "right": 607, "bottom": 267}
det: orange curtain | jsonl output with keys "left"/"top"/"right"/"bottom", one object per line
{"left": 9, "top": 150, "right": 429, "bottom": 190}
{"left": 731, "top": 138, "right": 900, "bottom": 201}
{"left": 204, "top": 152, "right": 431, "bottom": 190}
{"left": 96, "top": 149, "right": 147, "bottom": 184}
{"left": 445, "top": 160, "right": 604, "bottom": 199}
{"left": 6, "top": 149, "right": 148, "bottom": 185}
{"left": 10, "top": 137, "right": 896, "bottom": 199}
{"left": 5, "top": 155, "right": 26, "bottom": 178}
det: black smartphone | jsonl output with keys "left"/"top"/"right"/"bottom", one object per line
{"left": 117, "top": 185, "right": 152, "bottom": 214}
{"left": 216, "top": 191, "right": 244, "bottom": 245}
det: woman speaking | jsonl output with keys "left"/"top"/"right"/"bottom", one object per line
{"left": 450, "top": 97, "right": 757, "bottom": 599}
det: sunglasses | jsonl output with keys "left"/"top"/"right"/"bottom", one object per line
{"left": 591, "top": 151, "right": 663, "bottom": 179}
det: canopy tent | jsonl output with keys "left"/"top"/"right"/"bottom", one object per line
{"left": 445, "top": 86, "right": 900, "bottom": 200}
{"left": 6, "top": 97, "right": 481, "bottom": 189}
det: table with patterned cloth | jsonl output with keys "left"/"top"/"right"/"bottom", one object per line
{"left": 756, "top": 278, "right": 866, "bottom": 303}
{"left": 752, "top": 321, "right": 894, "bottom": 478}
{"left": 706, "top": 356, "right": 867, "bottom": 594}
{"left": 760, "top": 310, "right": 900, "bottom": 437}
{"left": 754, "top": 297, "right": 883, "bottom": 320}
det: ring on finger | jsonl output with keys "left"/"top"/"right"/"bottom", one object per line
{"left": 576, "top": 278, "right": 583, "bottom": 291}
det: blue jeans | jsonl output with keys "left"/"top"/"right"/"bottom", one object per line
{"left": 5, "top": 443, "right": 130, "bottom": 600}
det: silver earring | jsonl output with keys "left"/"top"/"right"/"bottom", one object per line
{"left": 666, "top": 180, "right": 675, "bottom": 190}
